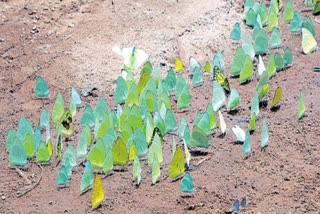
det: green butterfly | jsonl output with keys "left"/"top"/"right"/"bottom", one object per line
{"left": 213, "top": 66, "right": 230, "bottom": 92}
{"left": 180, "top": 172, "right": 194, "bottom": 193}
{"left": 35, "top": 76, "right": 49, "bottom": 97}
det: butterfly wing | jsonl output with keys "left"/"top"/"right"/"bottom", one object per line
{"left": 314, "top": 0, "right": 320, "bottom": 15}
{"left": 175, "top": 57, "right": 183, "bottom": 71}
{"left": 223, "top": 78, "right": 231, "bottom": 92}
{"left": 122, "top": 47, "right": 134, "bottom": 69}
{"left": 35, "top": 76, "right": 49, "bottom": 97}
{"left": 59, "top": 109, "right": 74, "bottom": 138}
{"left": 241, "top": 197, "right": 247, "bottom": 208}
{"left": 52, "top": 93, "right": 65, "bottom": 123}
{"left": 233, "top": 199, "right": 240, "bottom": 213}
{"left": 302, "top": 28, "right": 317, "bottom": 54}
{"left": 168, "top": 146, "right": 185, "bottom": 178}
{"left": 132, "top": 48, "right": 149, "bottom": 70}
{"left": 56, "top": 129, "right": 62, "bottom": 159}
{"left": 92, "top": 175, "right": 104, "bottom": 209}
{"left": 214, "top": 66, "right": 226, "bottom": 86}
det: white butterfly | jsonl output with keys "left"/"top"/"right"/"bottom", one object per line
{"left": 113, "top": 46, "right": 149, "bottom": 70}
{"left": 231, "top": 125, "right": 245, "bottom": 142}
{"left": 258, "top": 55, "right": 266, "bottom": 76}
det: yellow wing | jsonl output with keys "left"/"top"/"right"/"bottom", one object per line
{"left": 175, "top": 57, "right": 183, "bottom": 71}
{"left": 223, "top": 78, "right": 231, "bottom": 92}
{"left": 128, "top": 142, "right": 138, "bottom": 161}
{"left": 92, "top": 175, "right": 104, "bottom": 209}
{"left": 214, "top": 66, "right": 230, "bottom": 92}
{"left": 47, "top": 139, "right": 52, "bottom": 157}
{"left": 58, "top": 109, "right": 74, "bottom": 138}
{"left": 214, "top": 66, "right": 225, "bottom": 85}
{"left": 168, "top": 146, "right": 185, "bottom": 178}
{"left": 204, "top": 61, "right": 211, "bottom": 73}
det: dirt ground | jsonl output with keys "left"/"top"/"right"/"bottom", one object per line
{"left": 1, "top": 0, "right": 320, "bottom": 213}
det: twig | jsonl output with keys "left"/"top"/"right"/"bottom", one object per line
{"left": 301, "top": 9, "right": 313, "bottom": 12}
{"left": 18, "top": 163, "right": 43, "bottom": 198}
{"left": 292, "top": 124, "right": 308, "bottom": 145}
{"left": 102, "top": 172, "right": 114, "bottom": 180}
{"left": 80, "top": 187, "right": 92, "bottom": 196}
{"left": 195, "top": 157, "right": 210, "bottom": 166}
{"left": 292, "top": 124, "right": 311, "bottom": 152}
{"left": 9, "top": 166, "right": 31, "bottom": 185}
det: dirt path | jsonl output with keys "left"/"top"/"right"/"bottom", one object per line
{"left": 1, "top": 0, "right": 320, "bottom": 213}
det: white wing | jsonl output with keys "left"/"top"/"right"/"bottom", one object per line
{"left": 132, "top": 48, "right": 149, "bottom": 70}
{"left": 258, "top": 55, "right": 266, "bottom": 76}
{"left": 231, "top": 125, "right": 245, "bottom": 142}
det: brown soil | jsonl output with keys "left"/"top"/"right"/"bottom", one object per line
{"left": 1, "top": 0, "right": 320, "bottom": 213}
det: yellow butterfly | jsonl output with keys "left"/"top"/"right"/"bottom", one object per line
{"left": 92, "top": 175, "right": 104, "bottom": 209}
{"left": 214, "top": 66, "right": 230, "bottom": 92}
{"left": 58, "top": 109, "right": 74, "bottom": 138}
{"left": 175, "top": 57, "right": 183, "bottom": 71}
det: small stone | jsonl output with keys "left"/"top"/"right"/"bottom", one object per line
{"left": 68, "top": 23, "right": 75, "bottom": 28}
{"left": 65, "top": 35, "right": 72, "bottom": 40}
{"left": 1, "top": 196, "right": 5, "bottom": 200}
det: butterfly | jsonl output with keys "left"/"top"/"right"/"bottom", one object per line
{"left": 233, "top": 197, "right": 247, "bottom": 213}
{"left": 150, "top": 127, "right": 163, "bottom": 146}
{"left": 58, "top": 109, "right": 74, "bottom": 138}
{"left": 92, "top": 175, "right": 104, "bottom": 209}
{"left": 213, "top": 66, "right": 230, "bottom": 92}
{"left": 112, "top": 46, "right": 148, "bottom": 70}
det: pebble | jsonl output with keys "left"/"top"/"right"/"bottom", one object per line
{"left": 68, "top": 23, "right": 75, "bottom": 28}
{"left": 1, "top": 196, "right": 5, "bottom": 200}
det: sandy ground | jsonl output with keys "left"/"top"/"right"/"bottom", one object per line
{"left": 1, "top": 0, "right": 320, "bottom": 213}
